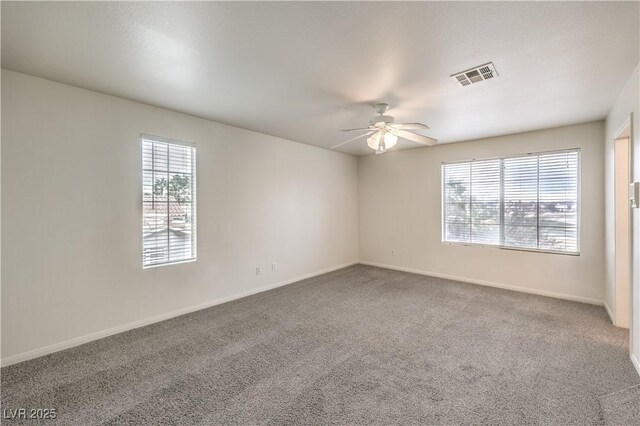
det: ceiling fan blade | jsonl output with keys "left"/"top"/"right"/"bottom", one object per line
{"left": 341, "top": 127, "right": 374, "bottom": 132}
{"left": 390, "top": 122, "right": 430, "bottom": 130}
{"left": 331, "top": 131, "right": 375, "bottom": 149}
{"left": 394, "top": 130, "right": 438, "bottom": 146}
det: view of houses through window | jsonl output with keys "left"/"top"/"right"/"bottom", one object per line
{"left": 142, "top": 136, "right": 196, "bottom": 267}
{"left": 442, "top": 149, "right": 580, "bottom": 254}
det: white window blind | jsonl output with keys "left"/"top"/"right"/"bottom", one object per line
{"left": 442, "top": 149, "right": 579, "bottom": 254}
{"left": 142, "top": 136, "right": 196, "bottom": 267}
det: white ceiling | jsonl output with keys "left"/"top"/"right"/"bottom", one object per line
{"left": 2, "top": 2, "right": 639, "bottom": 155}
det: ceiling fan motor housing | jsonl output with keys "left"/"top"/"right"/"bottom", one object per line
{"left": 369, "top": 115, "right": 395, "bottom": 127}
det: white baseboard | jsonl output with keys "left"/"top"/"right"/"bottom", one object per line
{"left": 604, "top": 301, "right": 615, "bottom": 324}
{"left": 631, "top": 353, "right": 640, "bottom": 378}
{"left": 359, "top": 261, "right": 604, "bottom": 306}
{"left": 1, "top": 261, "right": 358, "bottom": 368}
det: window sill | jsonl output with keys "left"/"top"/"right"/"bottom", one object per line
{"left": 441, "top": 241, "right": 580, "bottom": 256}
{"left": 143, "top": 258, "right": 197, "bottom": 269}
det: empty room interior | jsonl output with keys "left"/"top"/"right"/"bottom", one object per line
{"left": 2, "top": 1, "right": 640, "bottom": 425}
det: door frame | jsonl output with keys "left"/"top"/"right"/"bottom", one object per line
{"left": 613, "top": 114, "right": 635, "bottom": 354}
{"left": 613, "top": 119, "right": 631, "bottom": 329}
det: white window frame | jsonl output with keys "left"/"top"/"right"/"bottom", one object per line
{"left": 441, "top": 148, "right": 581, "bottom": 256}
{"left": 141, "top": 134, "right": 197, "bottom": 268}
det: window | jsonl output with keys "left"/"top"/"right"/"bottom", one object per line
{"left": 142, "top": 135, "right": 196, "bottom": 267}
{"left": 442, "top": 149, "right": 580, "bottom": 254}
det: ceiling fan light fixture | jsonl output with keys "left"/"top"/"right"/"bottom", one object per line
{"left": 383, "top": 132, "right": 398, "bottom": 149}
{"left": 366, "top": 130, "right": 397, "bottom": 153}
{"left": 367, "top": 132, "right": 381, "bottom": 150}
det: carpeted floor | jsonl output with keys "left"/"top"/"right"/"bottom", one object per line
{"left": 2, "top": 265, "right": 639, "bottom": 425}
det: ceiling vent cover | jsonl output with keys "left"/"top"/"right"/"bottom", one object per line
{"left": 451, "top": 62, "right": 498, "bottom": 87}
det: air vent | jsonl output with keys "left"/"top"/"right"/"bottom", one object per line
{"left": 451, "top": 62, "right": 498, "bottom": 87}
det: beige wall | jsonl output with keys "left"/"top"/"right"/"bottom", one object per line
{"left": 1, "top": 70, "right": 359, "bottom": 363}
{"left": 3, "top": 66, "right": 634, "bottom": 374}
{"left": 605, "top": 63, "right": 639, "bottom": 372}
{"left": 359, "top": 121, "right": 605, "bottom": 303}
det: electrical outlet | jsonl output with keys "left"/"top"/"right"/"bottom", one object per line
{"left": 256, "top": 267, "right": 261, "bottom": 275}
{"left": 391, "top": 249, "right": 397, "bottom": 256}
{"left": 272, "top": 263, "right": 277, "bottom": 271}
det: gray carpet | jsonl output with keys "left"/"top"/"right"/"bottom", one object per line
{"left": 2, "top": 265, "right": 639, "bottom": 425}
{"left": 601, "top": 384, "right": 640, "bottom": 425}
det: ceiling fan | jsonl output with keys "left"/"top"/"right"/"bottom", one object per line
{"left": 333, "top": 103, "right": 437, "bottom": 154}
